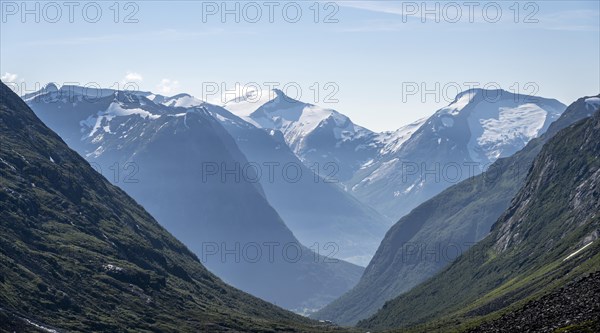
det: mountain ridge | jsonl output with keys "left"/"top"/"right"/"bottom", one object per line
{"left": 0, "top": 81, "right": 334, "bottom": 332}
{"left": 357, "top": 105, "right": 600, "bottom": 331}
{"left": 313, "top": 94, "right": 595, "bottom": 325}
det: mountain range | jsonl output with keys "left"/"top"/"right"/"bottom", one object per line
{"left": 9, "top": 79, "right": 599, "bottom": 332}
{"left": 223, "top": 89, "right": 565, "bottom": 224}
{"left": 24, "top": 84, "right": 364, "bottom": 314}
{"left": 0, "top": 81, "right": 335, "bottom": 332}
{"left": 313, "top": 94, "right": 598, "bottom": 325}
{"left": 357, "top": 100, "right": 600, "bottom": 331}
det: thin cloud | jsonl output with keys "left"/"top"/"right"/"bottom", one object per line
{"left": 124, "top": 72, "right": 143, "bottom": 82}
{"left": 156, "top": 79, "right": 180, "bottom": 95}
{"left": 337, "top": 1, "right": 599, "bottom": 32}
{"left": 1, "top": 72, "right": 18, "bottom": 82}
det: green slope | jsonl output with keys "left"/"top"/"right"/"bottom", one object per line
{"left": 314, "top": 96, "right": 598, "bottom": 325}
{"left": 357, "top": 108, "right": 600, "bottom": 331}
{"left": 0, "top": 81, "right": 341, "bottom": 332}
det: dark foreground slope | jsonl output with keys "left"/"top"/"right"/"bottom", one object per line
{"left": 468, "top": 271, "right": 600, "bottom": 333}
{"left": 314, "top": 95, "right": 598, "bottom": 325}
{"left": 0, "top": 81, "right": 335, "bottom": 332}
{"left": 358, "top": 108, "right": 600, "bottom": 331}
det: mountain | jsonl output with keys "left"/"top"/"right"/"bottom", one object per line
{"left": 224, "top": 89, "right": 383, "bottom": 182}
{"left": 224, "top": 89, "right": 566, "bottom": 223}
{"left": 357, "top": 104, "right": 600, "bottom": 331}
{"left": 467, "top": 271, "right": 600, "bottom": 332}
{"left": 0, "top": 81, "right": 332, "bottom": 332}
{"left": 146, "top": 92, "right": 391, "bottom": 266}
{"left": 24, "top": 84, "right": 363, "bottom": 314}
{"left": 313, "top": 95, "right": 597, "bottom": 325}
{"left": 347, "top": 89, "right": 566, "bottom": 220}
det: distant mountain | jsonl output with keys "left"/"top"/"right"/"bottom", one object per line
{"left": 313, "top": 95, "right": 597, "bottom": 325}
{"left": 224, "top": 89, "right": 383, "bottom": 182}
{"left": 148, "top": 92, "right": 391, "bottom": 266}
{"left": 347, "top": 89, "right": 566, "bottom": 220}
{"left": 224, "top": 89, "right": 566, "bottom": 223}
{"left": 24, "top": 84, "right": 363, "bottom": 313}
{"left": 357, "top": 104, "right": 600, "bottom": 331}
{"left": 0, "top": 81, "right": 327, "bottom": 332}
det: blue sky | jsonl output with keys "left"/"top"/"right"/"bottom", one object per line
{"left": 1, "top": 0, "right": 599, "bottom": 131}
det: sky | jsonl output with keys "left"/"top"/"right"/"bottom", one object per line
{"left": 1, "top": 0, "right": 599, "bottom": 132}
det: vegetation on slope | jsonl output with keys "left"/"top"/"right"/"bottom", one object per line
{"left": 314, "top": 96, "right": 598, "bottom": 325}
{"left": 0, "top": 82, "right": 340, "bottom": 332}
{"left": 358, "top": 108, "right": 600, "bottom": 331}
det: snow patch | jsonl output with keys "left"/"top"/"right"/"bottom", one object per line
{"left": 440, "top": 91, "right": 476, "bottom": 115}
{"left": 585, "top": 97, "right": 600, "bottom": 110}
{"left": 376, "top": 117, "right": 426, "bottom": 155}
{"left": 475, "top": 103, "right": 547, "bottom": 161}
{"left": 563, "top": 241, "right": 593, "bottom": 262}
{"left": 24, "top": 319, "right": 59, "bottom": 333}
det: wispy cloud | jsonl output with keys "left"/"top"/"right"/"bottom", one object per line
{"left": 156, "top": 78, "right": 180, "bottom": 95}
{"left": 124, "top": 71, "right": 143, "bottom": 83}
{"left": 336, "top": 1, "right": 599, "bottom": 32}
{"left": 1, "top": 72, "right": 18, "bottom": 82}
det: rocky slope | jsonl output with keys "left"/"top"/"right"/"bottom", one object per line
{"left": 357, "top": 106, "right": 600, "bottom": 331}
{"left": 347, "top": 89, "right": 565, "bottom": 220}
{"left": 468, "top": 271, "right": 600, "bottom": 333}
{"left": 313, "top": 95, "right": 596, "bottom": 325}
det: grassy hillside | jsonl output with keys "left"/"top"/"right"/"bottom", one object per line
{"left": 358, "top": 109, "right": 600, "bottom": 332}
{"left": 0, "top": 81, "right": 342, "bottom": 332}
{"left": 314, "top": 95, "right": 598, "bottom": 325}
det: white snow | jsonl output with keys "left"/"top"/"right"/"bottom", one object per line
{"left": 106, "top": 102, "right": 159, "bottom": 119}
{"left": 361, "top": 158, "right": 399, "bottom": 184}
{"left": 163, "top": 95, "right": 203, "bottom": 108}
{"left": 403, "top": 183, "right": 416, "bottom": 194}
{"left": 81, "top": 102, "right": 159, "bottom": 138}
{"left": 103, "top": 263, "right": 124, "bottom": 272}
{"left": 86, "top": 145, "right": 105, "bottom": 158}
{"left": 24, "top": 319, "right": 59, "bottom": 333}
{"left": 225, "top": 89, "right": 370, "bottom": 153}
{"left": 474, "top": 103, "right": 547, "bottom": 161}
{"left": 360, "top": 159, "right": 375, "bottom": 169}
{"left": 563, "top": 241, "right": 593, "bottom": 262}
{"left": 49, "top": 156, "right": 55, "bottom": 163}
{"left": 440, "top": 91, "right": 476, "bottom": 115}
{"left": 223, "top": 89, "right": 278, "bottom": 119}
{"left": 377, "top": 117, "right": 426, "bottom": 155}
{"left": 585, "top": 97, "right": 600, "bottom": 110}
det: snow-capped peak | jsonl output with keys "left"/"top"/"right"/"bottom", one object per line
{"left": 223, "top": 89, "right": 279, "bottom": 119}
{"left": 426, "top": 89, "right": 566, "bottom": 164}
{"left": 439, "top": 90, "right": 478, "bottom": 116}
{"left": 585, "top": 96, "right": 600, "bottom": 110}
{"left": 376, "top": 117, "right": 427, "bottom": 155}
{"left": 160, "top": 93, "right": 204, "bottom": 108}
{"left": 82, "top": 101, "right": 160, "bottom": 138}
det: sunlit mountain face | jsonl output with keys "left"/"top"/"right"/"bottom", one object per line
{"left": 2, "top": 0, "right": 599, "bottom": 331}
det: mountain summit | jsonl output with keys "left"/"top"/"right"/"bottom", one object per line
{"left": 0, "top": 81, "right": 324, "bottom": 331}
{"left": 347, "top": 88, "right": 566, "bottom": 220}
